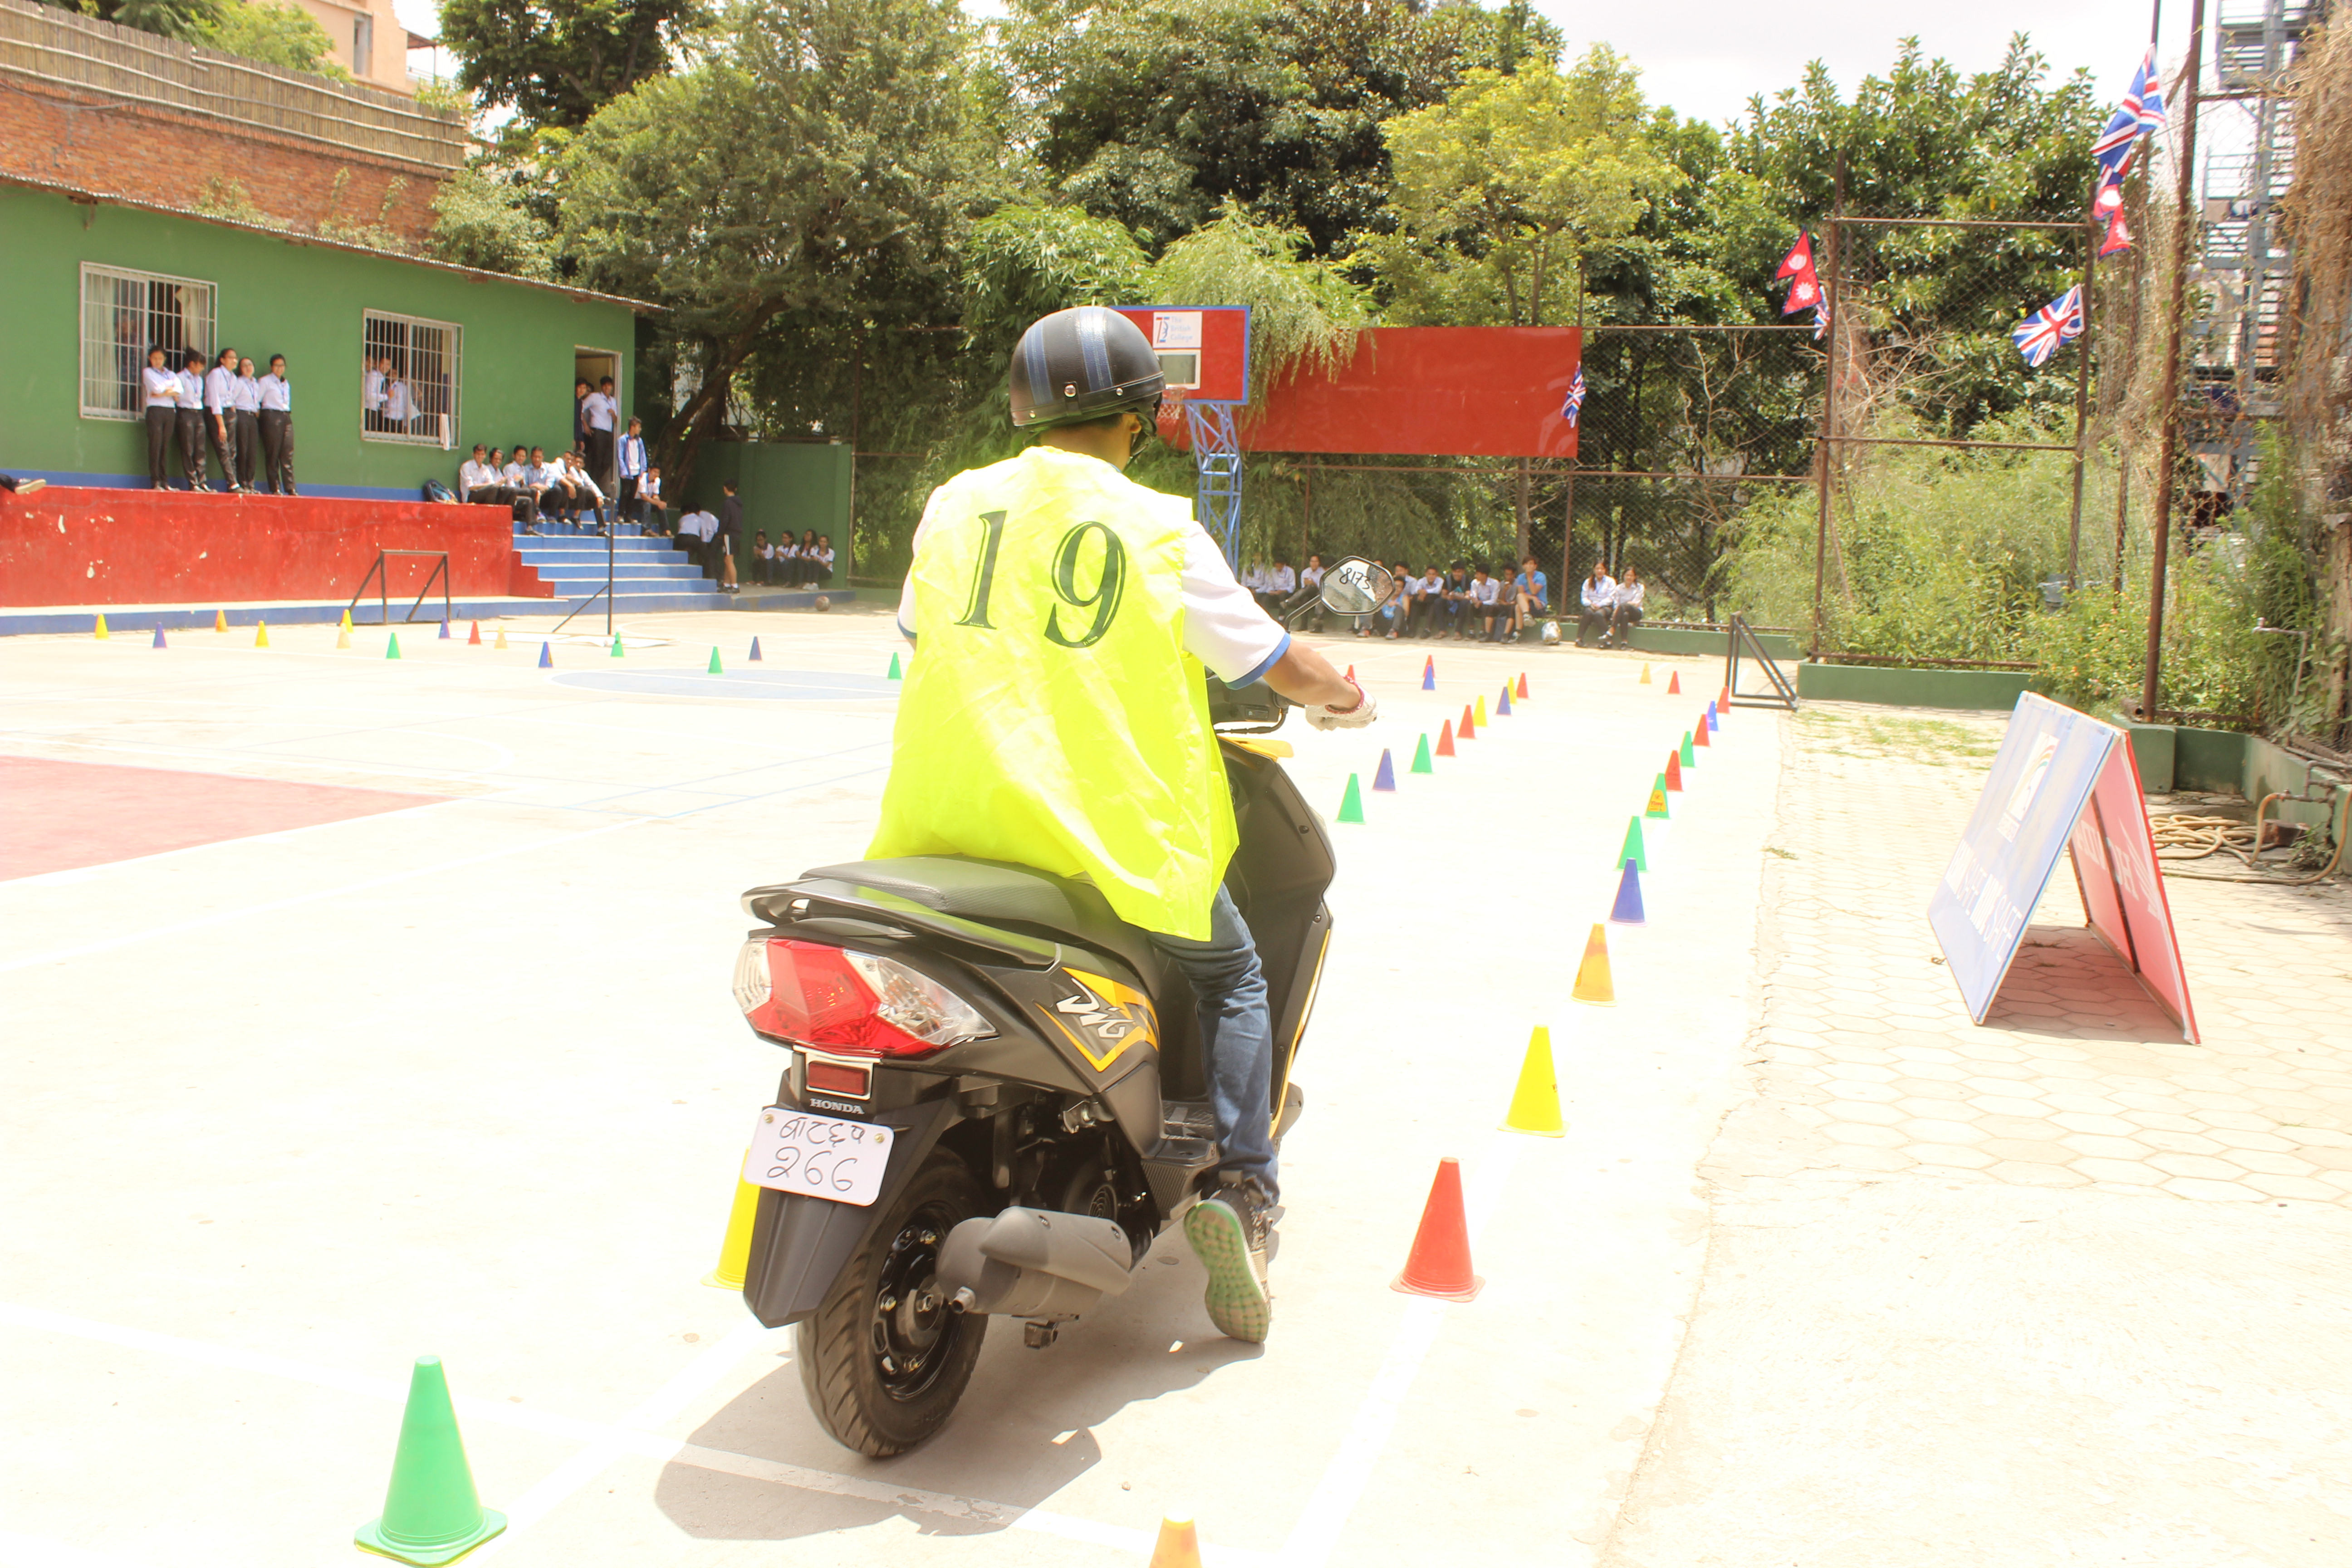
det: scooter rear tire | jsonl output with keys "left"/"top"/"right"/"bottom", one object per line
{"left": 798, "top": 1148, "right": 988, "bottom": 1456}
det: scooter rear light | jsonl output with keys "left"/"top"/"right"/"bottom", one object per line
{"left": 804, "top": 1058, "right": 872, "bottom": 1098}
{"left": 737, "top": 938, "right": 993, "bottom": 1058}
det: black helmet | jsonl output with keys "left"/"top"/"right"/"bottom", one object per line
{"left": 1009, "top": 307, "right": 1165, "bottom": 429}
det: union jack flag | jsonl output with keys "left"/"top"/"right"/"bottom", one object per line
{"left": 1561, "top": 366, "right": 1586, "bottom": 427}
{"left": 2012, "top": 286, "right": 2084, "bottom": 368}
{"left": 2092, "top": 50, "right": 2167, "bottom": 179}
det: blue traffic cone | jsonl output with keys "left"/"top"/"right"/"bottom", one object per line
{"left": 748, "top": 637, "right": 763, "bottom": 662}
{"left": 438, "top": 618, "right": 451, "bottom": 640}
{"left": 151, "top": 626, "right": 167, "bottom": 648}
{"left": 1372, "top": 748, "right": 1397, "bottom": 791}
{"left": 1496, "top": 683, "right": 1513, "bottom": 716}
{"left": 1421, "top": 656, "right": 1436, "bottom": 691}
{"left": 537, "top": 641, "right": 553, "bottom": 669}
{"left": 1707, "top": 701, "right": 1720, "bottom": 732}
{"left": 1609, "top": 859, "right": 1646, "bottom": 925}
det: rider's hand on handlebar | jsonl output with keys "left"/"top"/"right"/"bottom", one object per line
{"left": 1305, "top": 675, "right": 1377, "bottom": 730}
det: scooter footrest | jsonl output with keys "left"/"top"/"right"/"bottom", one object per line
{"left": 1143, "top": 1136, "right": 1220, "bottom": 1170}
{"left": 1160, "top": 1102, "right": 1218, "bottom": 1141}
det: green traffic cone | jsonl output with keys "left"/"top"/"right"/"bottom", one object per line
{"left": 1336, "top": 773, "right": 1365, "bottom": 823}
{"left": 887, "top": 651, "right": 903, "bottom": 680}
{"left": 707, "top": 647, "right": 723, "bottom": 675}
{"left": 1618, "top": 814, "right": 1648, "bottom": 872}
{"left": 1411, "top": 733, "right": 1433, "bottom": 774}
{"left": 386, "top": 633, "right": 401, "bottom": 661}
{"left": 355, "top": 1357, "right": 505, "bottom": 1566}
{"left": 1646, "top": 774, "right": 1671, "bottom": 820}
{"left": 611, "top": 635, "right": 624, "bottom": 658}
{"left": 1680, "top": 732, "right": 1696, "bottom": 768}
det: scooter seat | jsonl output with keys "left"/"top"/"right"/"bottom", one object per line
{"left": 795, "top": 856, "right": 1166, "bottom": 985}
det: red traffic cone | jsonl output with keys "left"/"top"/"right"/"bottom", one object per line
{"left": 1664, "top": 750, "right": 1683, "bottom": 792}
{"left": 466, "top": 621, "right": 482, "bottom": 646}
{"left": 1516, "top": 672, "right": 1529, "bottom": 699}
{"left": 1458, "top": 702, "right": 1476, "bottom": 740}
{"left": 1719, "top": 684, "right": 1730, "bottom": 713}
{"left": 1666, "top": 670, "right": 1681, "bottom": 695}
{"left": 1436, "top": 720, "right": 1456, "bottom": 758}
{"left": 1392, "top": 1156, "right": 1482, "bottom": 1302}
{"left": 1694, "top": 712, "right": 1711, "bottom": 747}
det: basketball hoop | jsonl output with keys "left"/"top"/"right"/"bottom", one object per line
{"left": 1155, "top": 388, "right": 1189, "bottom": 446}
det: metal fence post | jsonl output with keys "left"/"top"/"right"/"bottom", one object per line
{"left": 2143, "top": 0, "right": 2206, "bottom": 720}
{"left": 2066, "top": 199, "right": 2099, "bottom": 588}
{"left": 1809, "top": 155, "right": 1844, "bottom": 661}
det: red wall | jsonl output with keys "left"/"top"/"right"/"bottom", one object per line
{"left": 1163, "top": 327, "right": 1582, "bottom": 459}
{"left": 0, "top": 489, "right": 548, "bottom": 607}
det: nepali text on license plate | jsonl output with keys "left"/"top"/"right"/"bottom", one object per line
{"left": 743, "top": 1107, "right": 894, "bottom": 1207}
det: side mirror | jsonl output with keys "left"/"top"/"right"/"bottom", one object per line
{"left": 1318, "top": 556, "right": 1396, "bottom": 617}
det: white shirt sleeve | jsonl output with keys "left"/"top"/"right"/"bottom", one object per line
{"left": 897, "top": 505, "right": 1289, "bottom": 686}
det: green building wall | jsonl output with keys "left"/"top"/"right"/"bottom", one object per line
{"left": 686, "top": 441, "right": 854, "bottom": 583}
{"left": 1, "top": 187, "right": 640, "bottom": 500}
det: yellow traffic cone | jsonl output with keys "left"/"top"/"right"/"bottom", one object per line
{"left": 336, "top": 626, "right": 353, "bottom": 650}
{"left": 1500, "top": 1026, "right": 1565, "bottom": 1136}
{"left": 1148, "top": 1514, "right": 1203, "bottom": 1568}
{"left": 1639, "top": 662, "right": 1651, "bottom": 684}
{"left": 703, "top": 1155, "right": 760, "bottom": 1289}
{"left": 214, "top": 608, "right": 227, "bottom": 633}
{"left": 340, "top": 608, "right": 353, "bottom": 632}
{"left": 493, "top": 627, "right": 509, "bottom": 651}
{"left": 1474, "top": 693, "right": 1488, "bottom": 727}
{"left": 93, "top": 614, "right": 109, "bottom": 640}
{"left": 254, "top": 620, "right": 270, "bottom": 648}
{"left": 1572, "top": 925, "right": 1615, "bottom": 1006}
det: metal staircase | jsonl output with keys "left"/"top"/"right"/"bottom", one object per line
{"left": 509, "top": 521, "right": 731, "bottom": 615}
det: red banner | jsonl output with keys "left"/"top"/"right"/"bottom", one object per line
{"left": 2067, "top": 739, "right": 2200, "bottom": 1041}
{"left": 1220, "top": 327, "right": 1582, "bottom": 459}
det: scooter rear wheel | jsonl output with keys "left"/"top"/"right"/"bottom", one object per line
{"left": 798, "top": 1149, "right": 987, "bottom": 1456}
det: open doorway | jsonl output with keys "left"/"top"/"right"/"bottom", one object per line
{"left": 574, "top": 347, "right": 622, "bottom": 490}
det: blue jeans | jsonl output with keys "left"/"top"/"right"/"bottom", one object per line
{"left": 1149, "top": 885, "right": 1277, "bottom": 1199}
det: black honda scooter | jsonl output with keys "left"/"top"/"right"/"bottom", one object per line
{"left": 721, "top": 559, "right": 1396, "bottom": 1456}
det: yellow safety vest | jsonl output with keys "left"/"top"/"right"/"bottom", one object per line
{"left": 868, "top": 446, "right": 1235, "bottom": 941}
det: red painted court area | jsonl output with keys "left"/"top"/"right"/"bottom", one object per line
{"left": 1, "top": 756, "right": 441, "bottom": 880}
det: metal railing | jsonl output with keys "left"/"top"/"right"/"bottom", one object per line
{"left": 1724, "top": 614, "right": 1798, "bottom": 711}
{"left": 346, "top": 549, "right": 451, "bottom": 627}
{"left": 0, "top": 0, "right": 466, "bottom": 173}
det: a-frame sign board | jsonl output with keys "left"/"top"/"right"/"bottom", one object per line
{"left": 1928, "top": 693, "right": 2199, "bottom": 1041}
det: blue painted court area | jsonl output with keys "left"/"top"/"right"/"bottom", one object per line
{"left": 550, "top": 668, "right": 900, "bottom": 700}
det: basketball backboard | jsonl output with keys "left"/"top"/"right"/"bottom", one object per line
{"left": 1113, "top": 307, "right": 1250, "bottom": 404}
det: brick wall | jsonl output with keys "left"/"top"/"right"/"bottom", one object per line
{"left": 1, "top": 75, "right": 445, "bottom": 245}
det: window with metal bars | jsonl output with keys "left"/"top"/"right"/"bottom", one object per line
{"left": 361, "top": 310, "right": 461, "bottom": 446}
{"left": 79, "top": 265, "right": 216, "bottom": 419}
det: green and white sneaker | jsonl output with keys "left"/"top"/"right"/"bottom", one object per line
{"left": 1184, "top": 1177, "right": 1274, "bottom": 1343}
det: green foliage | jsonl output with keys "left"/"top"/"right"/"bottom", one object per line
{"left": 439, "top": 0, "right": 714, "bottom": 132}
{"left": 2032, "top": 564, "right": 2265, "bottom": 720}
{"left": 200, "top": 0, "right": 344, "bottom": 76}
{"left": 194, "top": 176, "right": 268, "bottom": 225}
{"left": 429, "top": 166, "right": 556, "bottom": 279}
{"left": 1147, "top": 203, "right": 1371, "bottom": 402}
{"left": 960, "top": 205, "right": 1150, "bottom": 357}
{"left": 1003, "top": 0, "right": 1557, "bottom": 256}
{"left": 51, "top": 0, "right": 222, "bottom": 45}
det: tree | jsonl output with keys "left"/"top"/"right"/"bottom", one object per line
{"left": 1004, "top": 0, "right": 1558, "bottom": 258}
{"left": 439, "top": 0, "right": 712, "bottom": 131}
{"left": 201, "top": 0, "right": 344, "bottom": 77}
{"left": 553, "top": 0, "right": 969, "bottom": 488}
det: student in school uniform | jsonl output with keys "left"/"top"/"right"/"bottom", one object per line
{"left": 714, "top": 481, "right": 742, "bottom": 593}
{"left": 256, "top": 354, "right": 295, "bottom": 495}
{"left": 582, "top": 377, "right": 619, "bottom": 491}
{"left": 382, "top": 366, "right": 413, "bottom": 433}
{"left": 142, "top": 347, "right": 181, "bottom": 489}
{"left": 363, "top": 354, "right": 387, "bottom": 433}
{"left": 564, "top": 450, "right": 610, "bottom": 533}
{"left": 677, "top": 505, "right": 716, "bottom": 572}
{"left": 637, "top": 466, "right": 669, "bottom": 535}
{"left": 807, "top": 532, "right": 835, "bottom": 588}
{"left": 524, "top": 446, "right": 566, "bottom": 530}
{"left": 175, "top": 350, "right": 208, "bottom": 491}
{"left": 458, "top": 444, "right": 505, "bottom": 506}
{"left": 202, "top": 347, "right": 243, "bottom": 492}
{"left": 1577, "top": 562, "right": 1617, "bottom": 647}
{"left": 231, "top": 358, "right": 262, "bottom": 492}
{"left": 774, "top": 532, "right": 798, "bottom": 586}
{"left": 503, "top": 444, "right": 541, "bottom": 532}
{"left": 1610, "top": 565, "right": 1646, "bottom": 643}
{"left": 616, "top": 416, "right": 649, "bottom": 527}
{"left": 752, "top": 531, "right": 774, "bottom": 586}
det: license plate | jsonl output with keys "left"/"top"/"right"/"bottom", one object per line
{"left": 743, "top": 1107, "right": 895, "bottom": 1207}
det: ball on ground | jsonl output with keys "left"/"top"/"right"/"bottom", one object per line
{"left": 813, "top": 595, "right": 831, "bottom": 612}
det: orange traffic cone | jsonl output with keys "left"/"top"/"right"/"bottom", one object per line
{"left": 1436, "top": 720, "right": 1456, "bottom": 758}
{"left": 1459, "top": 702, "right": 1476, "bottom": 740}
{"left": 1516, "top": 672, "right": 1529, "bottom": 699}
{"left": 1147, "top": 1514, "right": 1204, "bottom": 1568}
{"left": 1392, "top": 1157, "right": 1482, "bottom": 1301}
{"left": 466, "top": 621, "right": 482, "bottom": 646}
{"left": 1694, "top": 713, "right": 1711, "bottom": 748}
{"left": 1666, "top": 670, "right": 1681, "bottom": 695}
{"left": 1572, "top": 924, "right": 1615, "bottom": 1005}
{"left": 1664, "top": 750, "right": 1683, "bottom": 792}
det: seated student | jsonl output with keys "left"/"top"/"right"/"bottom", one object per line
{"left": 774, "top": 531, "right": 799, "bottom": 586}
{"left": 563, "top": 450, "right": 609, "bottom": 533}
{"left": 637, "top": 466, "right": 670, "bottom": 535}
{"left": 1440, "top": 562, "right": 1473, "bottom": 638}
{"left": 753, "top": 530, "right": 774, "bottom": 585}
{"left": 1612, "top": 565, "right": 1647, "bottom": 642}
{"left": 1299, "top": 553, "right": 1325, "bottom": 632}
{"left": 1408, "top": 564, "right": 1444, "bottom": 637}
{"left": 1514, "top": 555, "right": 1549, "bottom": 637}
{"left": 527, "top": 446, "right": 571, "bottom": 528}
{"left": 458, "top": 444, "right": 506, "bottom": 506}
{"left": 806, "top": 531, "right": 835, "bottom": 587}
{"left": 1471, "top": 563, "right": 1508, "bottom": 641}
{"left": 503, "top": 445, "right": 543, "bottom": 532}
{"left": 676, "top": 506, "right": 718, "bottom": 572}
{"left": 1578, "top": 562, "right": 1618, "bottom": 647}
{"left": 1268, "top": 557, "right": 1298, "bottom": 612}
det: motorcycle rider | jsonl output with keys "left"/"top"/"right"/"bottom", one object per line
{"left": 872, "top": 306, "right": 1376, "bottom": 1343}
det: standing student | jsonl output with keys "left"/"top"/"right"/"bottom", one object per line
{"left": 573, "top": 379, "right": 591, "bottom": 454}
{"left": 362, "top": 353, "right": 387, "bottom": 433}
{"left": 382, "top": 364, "right": 413, "bottom": 432}
{"left": 582, "top": 377, "right": 619, "bottom": 491}
{"left": 256, "top": 354, "right": 295, "bottom": 495}
{"left": 616, "top": 416, "right": 648, "bottom": 527}
{"left": 714, "top": 480, "right": 742, "bottom": 593}
{"left": 141, "top": 347, "right": 179, "bottom": 489}
{"left": 204, "top": 346, "right": 241, "bottom": 492}
{"left": 231, "top": 357, "right": 262, "bottom": 492}
{"left": 175, "top": 350, "right": 208, "bottom": 492}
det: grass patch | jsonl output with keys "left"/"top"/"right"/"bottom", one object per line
{"left": 1795, "top": 710, "right": 2002, "bottom": 766}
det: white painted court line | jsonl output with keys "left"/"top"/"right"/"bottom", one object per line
{"left": 0, "top": 816, "right": 646, "bottom": 975}
{"left": 1280, "top": 1134, "right": 1524, "bottom": 1568}
{"left": 0, "top": 1529, "right": 147, "bottom": 1568}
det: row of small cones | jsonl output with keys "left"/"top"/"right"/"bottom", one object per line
{"left": 1335, "top": 656, "right": 1529, "bottom": 823}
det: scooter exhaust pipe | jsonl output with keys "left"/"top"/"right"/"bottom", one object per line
{"left": 936, "top": 1207, "right": 1138, "bottom": 1323}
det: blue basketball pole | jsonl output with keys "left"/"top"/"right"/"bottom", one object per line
{"left": 1185, "top": 400, "right": 1246, "bottom": 569}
